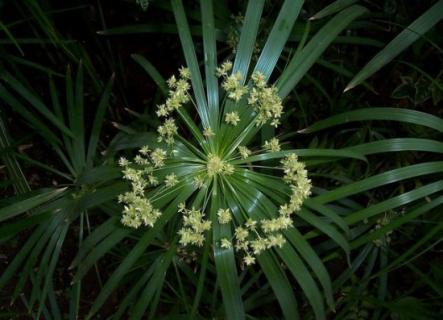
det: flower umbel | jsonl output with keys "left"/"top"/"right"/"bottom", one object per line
{"left": 118, "top": 63, "right": 312, "bottom": 268}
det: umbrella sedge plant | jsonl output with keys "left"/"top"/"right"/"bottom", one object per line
{"left": 1, "top": 0, "right": 442, "bottom": 319}
{"left": 74, "top": 1, "right": 371, "bottom": 319}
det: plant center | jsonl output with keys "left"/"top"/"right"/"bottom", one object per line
{"left": 206, "top": 153, "right": 234, "bottom": 177}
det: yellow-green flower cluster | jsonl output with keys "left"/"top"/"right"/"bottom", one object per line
{"left": 203, "top": 126, "right": 215, "bottom": 138}
{"left": 280, "top": 153, "right": 312, "bottom": 214}
{"left": 217, "top": 208, "right": 232, "bottom": 224}
{"left": 220, "top": 238, "right": 232, "bottom": 249}
{"left": 157, "top": 67, "right": 191, "bottom": 118}
{"left": 156, "top": 67, "right": 190, "bottom": 145}
{"left": 238, "top": 146, "right": 251, "bottom": 159}
{"left": 165, "top": 173, "right": 179, "bottom": 187}
{"left": 207, "top": 153, "right": 234, "bottom": 177}
{"left": 192, "top": 175, "right": 205, "bottom": 189}
{"left": 248, "top": 72, "right": 283, "bottom": 127}
{"left": 217, "top": 62, "right": 248, "bottom": 102}
{"left": 233, "top": 218, "right": 286, "bottom": 266}
{"left": 225, "top": 111, "right": 240, "bottom": 126}
{"left": 264, "top": 138, "right": 281, "bottom": 152}
{"left": 215, "top": 61, "right": 233, "bottom": 77}
{"left": 118, "top": 146, "right": 165, "bottom": 228}
{"left": 157, "top": 118, "right": 178, "bottom": 145}
{"left": 217, "top": 61, "right": 283, "bottom": 128}
{"left": 178, "top": 203, "right": 211, "bottom": 247}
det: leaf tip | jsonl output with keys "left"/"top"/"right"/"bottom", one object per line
{"left": 343, "top": 84, "right": 354, "bottom": 93}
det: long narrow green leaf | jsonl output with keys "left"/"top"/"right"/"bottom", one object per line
{"left": 0, "top": 20, "right": 24, "bottom": 55}
{"left": 130, "top": 247, "right": 176, "bottom": 319}
{"left": 310, "top": 0, "right": 358, "bottom": 20}
{"left": 211, "top": 182, "right": 244, "bottom": 320}
{"left": 314, "top": 161, "right": 443, "bottom": 204}
{"left": 232, "top": 148, "right": 366, "bottom": 165}
{"left": 233, "top": 0, "right": 265, "bottom": 77}
{"left": 0, "top": 84, "right": 62, "bottom": 145}
{"left": 0, "top": 71, "right": 74, "bottom": 138}
{"left": 345, "top": 0, "right": 443, "bottom": 91}
{"left": 200, "top": 0, "right": 219, "bottom": 128}
{"left": 254, "top": 0, "right": 303, "bottom": 81}
{"left": 351, "top": 194, "right": 443, "bottom": 249}
{"left": 171, "top": 0, "right": 210, "bottom": 128}
{"left": 346, "top": 180, "right": 443, "bottom": 225}
{"left": 73, "top": 63, "right": 85, "bottom": 166}
{"left": 0, "top": 111, "right": 30, "bottom": 194}
{"left": 277, "top": 5, "right": 368, "bottom": 98}
{"left": 346, "top": 138, "right": 443, "bottom": 155}
{"left": 301, "top": 108, "right": 443, "bottom": 134}
{"left": 0, "top": 188, "right": 66, "bottom": 222}
{"left": 86, "top": 74, "right": 114, "bottom": 168}
{"left": 131, "top": 54, "right": 168, "bottom": 95}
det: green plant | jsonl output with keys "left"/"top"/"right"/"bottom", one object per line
{"left": 0, "top": 63, "right": 116, "bottom": 318}
{"left": 1, "top": 0, "right": 442, "bottom": 319}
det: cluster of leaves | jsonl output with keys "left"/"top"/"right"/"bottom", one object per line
{"left": 0, "top": 0, "right": 442, "bottom": 319}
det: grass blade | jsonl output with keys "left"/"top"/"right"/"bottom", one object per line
{"left": 86, "top": 74, "right": 115, "bottom": 168}
{"left": 277, "top": 5, "right": 368, "bottom": 98}
{"left": 309, "top": 0, "right": 358, "bottom": 20}
{"left": 345, "top": 0, "right": 443, "bottom": 91}
{"left": 200, "top": 0, "right": 219, "bottom": 128}
{"left": 301, "top": 108, "right": 443, "bottom": 134}
{"left": 254, "top": 0, "right": 303, "bottom": 81}
{"left": 171, "top": 0, "right": 210, "bottom": 128}
{"left": 0, "top": 188, "right": 66, "bottom": 222}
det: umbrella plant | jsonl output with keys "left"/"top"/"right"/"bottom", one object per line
{"left": 1, "top": 0, "right": 442, "bottom": 319}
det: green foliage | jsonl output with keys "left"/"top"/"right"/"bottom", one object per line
{"left": 0, "top": 0, "right": 442, "bottom": 319}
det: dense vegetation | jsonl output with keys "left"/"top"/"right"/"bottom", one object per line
{"left": 0, "top": 0, "right": 442, "bottom": 319}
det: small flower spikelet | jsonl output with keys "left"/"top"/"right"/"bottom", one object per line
{"left": 165, "top": 173, "right": 179, "bottom": 187}
{"left": 178, "top": 204, "right": 211, "bottom": 247}
{"left": 193, "top": 175, "right": 205, "bottom": 189}
{"left": 215, "top": 61, "right": 232, "bottom": 77}
{"left": 217, "top": 208, "right": 232, "bottom": 224}
{"left": 157, "top": 118, "right": 178, "bottom": 145}
{"left": 238, "top": 146, "right": 251, "bottom": 159}
{"left": 220, "top": 238, "right": 232, "bottom": 249}
{"left": 225, "top": 111, "right": 240, "bottom": 126}
{"left": 264, "top": 138, "right": 281, "bottom": 152}
{"left": 233, "top": 217, "right": 287, "bottom": 266}
{"left": 151, "top": 148, "right": 166, "bottom": 167}
{"left": 219, "top": 69, "right": 248, "bottom": 102}
{"left": 203, "top": 127, "right": 215, "bottom": 138}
